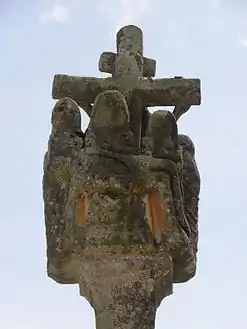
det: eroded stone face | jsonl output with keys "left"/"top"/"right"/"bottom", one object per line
{"left": 44, "top": 24, "right": 201, "bottom": 329}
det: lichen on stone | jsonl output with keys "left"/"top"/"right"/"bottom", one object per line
{"left": 43, "top": 24, "right": 201, "bottom": 329}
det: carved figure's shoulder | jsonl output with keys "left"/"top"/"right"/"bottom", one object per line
{"left": 178, "top": 134, "right": 195, "bottom": 157}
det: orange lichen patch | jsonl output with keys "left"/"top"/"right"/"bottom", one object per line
{"left": 143, "top": 189, "right": 166, "bottom": 244}
{"left": 75, "top": 194, "right": 87, "bottom": 227}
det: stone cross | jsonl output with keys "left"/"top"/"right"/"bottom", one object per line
{"left": 98, "top": 25, "right": 156, "bottom": 78}
{"left": 45, "top": 25, "right": 202, "bottom": 329}
{"left": 52, "top": 25, "right": 201, "bottom": 148}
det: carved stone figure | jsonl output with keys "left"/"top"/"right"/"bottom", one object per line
{"left": 43, "top": 25, "right": 201, "bottom": 329}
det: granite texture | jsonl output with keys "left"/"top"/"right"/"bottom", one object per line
{"left": 43, "top": 25, "right": 201, "bottom": 329}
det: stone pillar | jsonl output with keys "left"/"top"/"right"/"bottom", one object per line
{"left": 78, "top": 253, "right": 173, "bottom": 329}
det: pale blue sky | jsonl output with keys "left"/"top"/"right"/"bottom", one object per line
{"left": 1, "top": 1, "right": 247, "bottom": 328}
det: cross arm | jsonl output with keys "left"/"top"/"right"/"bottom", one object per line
{"left": 135, "top": 77, "right": 201, "bottom": 107}
{"left": 99, "top": 52, "right": 156, "bottom": 78}
{"left": 52, "top": 74, "right": 113, "bottom": 110}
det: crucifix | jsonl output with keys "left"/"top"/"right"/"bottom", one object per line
{"left": 52, "top": 25, "right": 201, "bottom": 150}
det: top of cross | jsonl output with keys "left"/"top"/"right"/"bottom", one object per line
{"left": 52, "top": 24, "right": 201, "bottom": 144}
{"left": 116, "top": 25, "right": 143, "bottom": 55}
{"left": 99, "top": 25, "right": 156, "bottom": 78}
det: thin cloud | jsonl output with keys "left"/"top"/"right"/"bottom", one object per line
{"left": 210, "top": 0, "right": 220, "bottom": 8}
{"left": 238, "top": 36, "right": 247, "bottom": 47}
{"left": 212, "top": 0, "right": 247, "bottom": 13}
{"left": 99, "top": 0, "right": 151, "bottom": 33}
{"left": 116, "top": 0, "right": 150, "bottom": 30}
{"left": 39, "top": 3, "right": 70, "bottom": 24}
{"left": 166, "top": 20, "right": 190, "bottom": 49}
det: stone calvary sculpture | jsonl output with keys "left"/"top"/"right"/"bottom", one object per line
{"left": 43, "top": 25, "right": 201, "bottom": 329}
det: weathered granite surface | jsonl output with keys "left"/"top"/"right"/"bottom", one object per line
{"left": 43, "top": 25, "right": 201, "bottom": 329}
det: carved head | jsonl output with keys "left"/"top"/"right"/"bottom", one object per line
{"left": 51, "top": 97, "right": 81, "bottom": 133}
